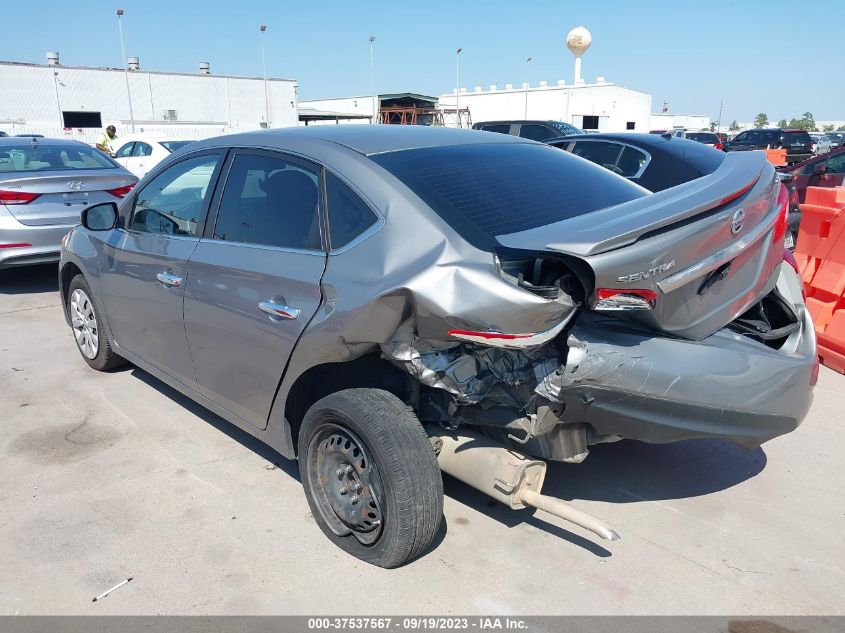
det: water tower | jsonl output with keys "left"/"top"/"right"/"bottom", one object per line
{"left": 566, "top": 26, "right": 592, "bottom": 84}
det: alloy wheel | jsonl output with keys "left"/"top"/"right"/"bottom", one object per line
{"left": 70, "top": 288, "right": 99, "bottom": 359}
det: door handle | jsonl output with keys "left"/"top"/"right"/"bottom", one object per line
{"left": 156, "top": 271, "right": 183, "bottom": 287}
{"left": 258, "top": 301, "right": 300, "bottom": 320}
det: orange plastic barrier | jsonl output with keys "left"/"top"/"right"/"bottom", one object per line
{"left": 764, "top": 148, "right": 787, "bottom": 166}
{"left": 795, "top": 186, "right": 845, "bottom": 373}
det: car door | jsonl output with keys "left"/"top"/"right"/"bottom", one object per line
{"left": 112, "top": 141, "right": 135, "bottom": 171}
{"left": 182, "top": 149, "right": 326, "bottom": 429}
{"left": 729, "top": 131, "right": 751, "bottom": 151}
{"left": 128, "top": 142, "right": 154, "bottom": 178}
{"left": 99, "top": 150, "right": 225, "bottom": 385}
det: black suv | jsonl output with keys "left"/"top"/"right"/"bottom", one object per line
{"left": 726, "top": 128, "right": 813, "bottom": 165}
{"left": 472, "top": 120, "right": 583, "bottom": 142}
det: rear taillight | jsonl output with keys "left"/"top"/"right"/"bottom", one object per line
{"left": 0, "top": 190, "right": 41, "bottom": 205}
{"left": 773, "top": 183, "right": 789, "bottom": 244}
{"left": 106, "top": 184, "right": 135, "bottom": 198}
{"left": 714, "top": 143, "right": 723, "bottom": 150}
{"left": 593, "top": 288, "right": 657, "bottom": 311}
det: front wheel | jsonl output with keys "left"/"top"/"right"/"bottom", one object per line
{"left": 298, "top": 388, "right": 443, "bottom": 568}
{"left": 67, "top": 274, "right": 126, "bottom": 371}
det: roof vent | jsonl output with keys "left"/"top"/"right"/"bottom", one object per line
{"left": 46, "top": 51, "right": 60, "bottom": 66}
{"left": 199, "top": 61, "right": 210, "bottom": 74}
{"left": 127, "top": 57, "right": 140, "bottom": 70}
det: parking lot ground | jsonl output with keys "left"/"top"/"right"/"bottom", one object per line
{"left": 1, "top": 264, "right": 843, "bottom": 615}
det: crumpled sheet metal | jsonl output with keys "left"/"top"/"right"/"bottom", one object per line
{"left": 380, "top": 317, "right": 559, "bottom": 409}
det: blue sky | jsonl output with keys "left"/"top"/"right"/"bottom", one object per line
{"left": 3, "top": 0, "right": 842, "bottom": 122}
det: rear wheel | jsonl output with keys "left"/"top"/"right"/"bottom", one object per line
{"left": 68, "top": 275, "right": 125, "bottom": 371}
{"left": 298, "top": 388, "right": 443, "bottom": 568}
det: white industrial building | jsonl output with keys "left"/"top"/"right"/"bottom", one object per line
{"left": 0, "top": 53, "right": 298, "bottom": 143}
{"left": 438, "top": 79, "right": 653, "bottom": 132}
{"left": 649, "top": 112, "right": 711, "bottom": 132}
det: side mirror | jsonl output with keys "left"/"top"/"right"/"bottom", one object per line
{"left": 813, "top": 163, "right": 828, "bottom": 175}
{"left": 81, "top": 202, "right": 119, "bottom": 231}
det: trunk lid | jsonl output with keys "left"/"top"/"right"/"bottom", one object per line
{"left": 497, "top": 151, "right": 783, "bottom": 340}
{"left": 1, "top": 170, "right": 136, "bottom": 226}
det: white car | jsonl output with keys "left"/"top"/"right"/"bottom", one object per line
{"left": 813, "top": 135, "right": 833, "bottom": 155}
{"left": 111, "top": 135, "right": 194, "bottom": 178}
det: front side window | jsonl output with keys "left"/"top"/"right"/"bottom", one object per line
{"left": 733, "top": 132, "right": 748, "bottom": 142}
{"left": 616, "top": 146, "right": 649, "bottom": 177}
{"left": 213, "top": 153, "right": 322, "bottom": 251}
{"left": 128, "top": 153, "right": 220, "bottom": 236}
{"left": 326, "top": 172, "right": 378, "bottom": 250}
{"left": 132, "top": 142, "right": 153, "bottom": 157}
{"left": 114, "top": 143, "right": 134, "bottom": 159}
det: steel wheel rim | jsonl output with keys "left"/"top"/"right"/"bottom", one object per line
{"left": 70, "top": 288, "right": 99, "bottom": 360}
{"left": 306, "top": 422, "right": 385, "bottom": 545}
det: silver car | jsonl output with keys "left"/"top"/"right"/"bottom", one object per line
{"left": 59, "top": 126, "right": 816, "bottom": 567}
{"left": 0, "top": 137, "right": 136, "bottom": 269}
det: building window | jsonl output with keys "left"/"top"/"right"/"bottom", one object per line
{"left": 581, "top": 115, "right": 599, "bottom": 130}
{"left": 626, "top": 121, "right": 636, "bottom": 130}
{"left": 62, "top": 111, "right": 103, "bottom": 128}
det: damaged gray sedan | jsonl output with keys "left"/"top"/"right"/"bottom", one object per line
{"left": 58, "top": 126, "right": 817, "bottom": 567}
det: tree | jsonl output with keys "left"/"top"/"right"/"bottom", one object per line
{"left": 729, "top": 120, "right": 740, "bottom": 131}
{"left": 787, "top": 118, "right": 803, "bottom": 129}
{"left": 709, "top": 121, "right": 716, "bottom": 131}
{"left": 823, "top": 124, "right": 835, "bottom": 132}
{"left": 777, "top": 118, "right": 788, "bottom": 128}
{"left": 839, "top": 125, "right": 845, "bottom": 131}
{"left": 802, "top": 112, "right": 816, "bottom": 131}
{"left": 753, "top": 113, "right": 768, "bottom": 128}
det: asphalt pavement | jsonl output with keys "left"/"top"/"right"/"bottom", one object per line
{"left": 1, "top": 264, "right": 842, "bottom": 615}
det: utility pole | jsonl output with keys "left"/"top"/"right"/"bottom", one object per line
{"left": 455, "top": 48, "right": 462, "bottom": 128}
{"left": 259, "top": 25, "right": 270, "bottom": 128}
{"left": 116, "top": 9, "right": 135, "bottom": 132}
{"left": 524, "top": 57, "right": 532, "bottom": 119}
{"left": 369, "top": 36, "right": 377, "bottom": 124}
{"left": 717, "top": 100, "right": 724, "bottom": 133}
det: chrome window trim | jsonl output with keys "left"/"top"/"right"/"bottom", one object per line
{"left": 568, "top": 139, "right": 652, "bottom": 179}
{"left": 195, "top": 236, "right": 325, "bottom": 257}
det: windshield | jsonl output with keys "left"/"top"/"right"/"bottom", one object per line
{"left": 160, "top": 140, "right": 193, "bottom": 153}
{"left": 371, "top": 142, "right": 646, "bottom": 250}
{"left": 0, "top": 143, "right": 116, "bottom": 173}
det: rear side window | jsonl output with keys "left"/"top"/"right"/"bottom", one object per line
{"left": 479, "top": 124, "right": 511, "bottom": 135}
{"left": 132, "top": 142, "right": 153, "bottom": 157}
{"left": 617, "top": 146, "right": 649, "bottom": 177}
{"left": 571, "top": 141, "right": 623, "bottom": 170}
{"left": 326, "top": 172, "right": 378, "bottom": 250}
{"left": 371, "top": 143, "right": 646, "bottom": 251}
{"left": 213, "top": 153, "right": 321, "bottom": 251}
{"left": 518, "top": 124, "right": 555, "bottom": 141}
{"left": 686, "top": 132, "right": 719, "bottom": 143}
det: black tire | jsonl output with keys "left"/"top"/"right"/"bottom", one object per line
{"left": 298, "top": 388, "right": 443, "bottom": 568}
{"left": 67, "top": 274, "right": 126, "bottom": 371}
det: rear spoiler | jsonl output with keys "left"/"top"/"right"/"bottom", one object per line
{"left": 497, "top": 151, "right": 774, "bottom": 257}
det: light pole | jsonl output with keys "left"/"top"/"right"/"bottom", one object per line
{"left": 717, "top": 100, "right": 724, "bottom": 133}
{"left": 369, "top": 36, "right": 377, "bottom": 124}
{"left": 524, "top": 57, "right": 532, "bottom": 119}
{"left": 455, "top": 48, "right": 462, "bottom": 128}
{"left": 259, "top": 25, "right": 270, "bottom": 128}
{"left": 116, "top": 9, "right": 135, "bottom": 132}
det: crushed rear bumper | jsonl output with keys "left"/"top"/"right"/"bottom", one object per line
{"left": 534, "top": 264, "right": 816, "bottom": 452}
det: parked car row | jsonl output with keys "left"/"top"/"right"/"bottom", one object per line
{"left": 52, "top": 124, "right": 814, "bottom": 568}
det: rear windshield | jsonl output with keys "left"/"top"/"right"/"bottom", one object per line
{"left": 160, "top": 140, "right": 193, "bottom": 152}
{"left": 782, "top": 131, "right": 811, "bottom": 144}
{"left": 0, "top": 143, "right": 116, "bottom": 173}
{"left": 371, "top": 143, "right": 646, "bottom": 250}
{"left": 686, "top": 132, "right": 719, "bottom": 143}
